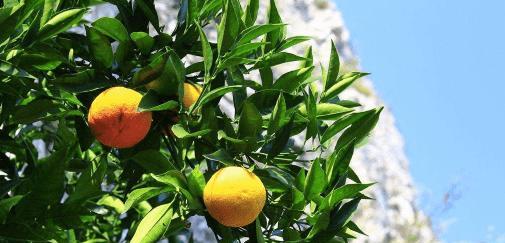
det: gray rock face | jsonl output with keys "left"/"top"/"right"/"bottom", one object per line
{"left": 260, "top": 1, "right": 438, "bottom": 242}
{"left": 91, "top": 0, "right": 438, "bottom": 242}
{"left": 265, "top": 1, "right": 437, "bottom": 242}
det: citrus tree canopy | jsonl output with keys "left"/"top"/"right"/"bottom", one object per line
{"left": 0, "top": 0, "right": 381, "bottom": 242}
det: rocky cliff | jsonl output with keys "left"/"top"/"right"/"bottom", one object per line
{"left": 261, "top": 1, "right": 437, "bottom": 242}
{"left": 90, "top": 0, "right": 438, "bottom": 242}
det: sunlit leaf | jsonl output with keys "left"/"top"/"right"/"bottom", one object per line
{"left": 131, "top": 203, "right": 174, "bottom": 243}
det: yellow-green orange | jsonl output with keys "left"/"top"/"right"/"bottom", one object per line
{"left": 88, "top": 87, "right": 152, "bottom": 148}
{"left": 203, "top": 166, "right": 266, "bottom": 227}
{"left": 183, "top": 82, "right": 202, "bottom": 109}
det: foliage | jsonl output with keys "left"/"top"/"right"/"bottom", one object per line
{"left": 0, "top": 0, "right": 381, "bottom": 242}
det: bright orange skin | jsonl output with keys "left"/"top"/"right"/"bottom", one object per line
{"left": 88, "top": 87, "right": 152, "bottom": 148}
{"left": 204, "top": 167, "right": 266, "bottom": 227}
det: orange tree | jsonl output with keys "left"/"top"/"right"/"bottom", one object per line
{"left": 0, "top": 0, "right": 382, "bottom": 242}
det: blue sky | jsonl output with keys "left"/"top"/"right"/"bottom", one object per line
{"left": 334, "top": 0, "right": 505, "bottom": 242}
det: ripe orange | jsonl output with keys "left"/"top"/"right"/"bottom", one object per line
{"left": 87, "top": 87, "right": 152, "bottom": 148}
{"left": 159, "top": 82, "right": 201, "bottom": 135}
{"left": 182, "top": 82, "right": 202, "bottom": 109}
{"left": 203, "top": 166, "right": 266, "bottom": 227}
{"left": 145, "top": 80, "right": 201, "bottom": 109}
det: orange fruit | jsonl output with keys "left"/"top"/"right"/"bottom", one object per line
{"left": 88, "top": 87, "right": 152, "bottom": 148}
{"left": 145, "top": 80, "right": 201, "bottom": 110}
{"left": 182, "top": 82, "right": 202, "bottom": 109}
{"left": 203, "top": 166, "right": 266, "bottom": 227}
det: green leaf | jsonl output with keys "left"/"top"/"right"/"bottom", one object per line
{"left": 238, "top": 101, "right": 262, "bottom": 139}
{"left": 9, "top": 99, "right": 61, "bottom": 124}
{"left": 253, "top": 52, "right": 306, "bottom": 69}
{"left": 0, "top": 195, "right": 23, "bottom": 223}
{"left": 326, "top": 141, "right": 355, "bottom": 185}
{"left": 295, "top": 169, "right": 306, "bottom": 192}
{"left": 328, "top": 198, "right": 361, "bottom": 232}
{"left": 265, "top": 0, "right": 285, "bottom": 50}
{"left": 247, "top": 89, "right": 304, "bottom": 114}
{"left": 267, "top": 93, "right": 286, "bottom": 135}
{"left": 92, "top": 17, "right": 129, "bottom": 42}
{"left": 131, "top": 32, "right": 155, "bottom": 55}
{"left": 15, "top": 147, "right": 69, "bottom": 218}
{"left": 336, "top": 100, "right": 361, "bottom": 108}
{"left": 272, "top": 66, "right": 314, "bottom": 93}
{"left": 347, "top": 221, "right": 367, "bottom": 236}
{"left": 115, "top": 40, "right": 132, "bottom": 68}
{"left": 278, "top": 36, "right": 312, "bottom": 51}
{"left": 131, "top": 150, "right": 175, "bottom": 174}
{"left": 66, "top": 156, "right": 107, "bottom": 205}
{"left": 298, "top": 103, "right": 353, "bottom": 120}
{"left": 300, "top": 46, "right": 314, "bottom": 68}
{"left": 218, "top": 130, "right": 247, "bottom": 146}
{"left": 0, "top": 4, "right": 23, "bottom": 43}
{"left": 54, "top": 70, "right": 110, "bottom": 93}
{"left": 324, "top": 40, "right": 340, "bottom": 90}
{"left": 203, "top": 149, "right": 236, "bottom": 166}
{"left": 217, "top": 0, "right": 241, "bottom": 54}
{"left": 320, "top": 184, "right": 372, "bottom": 212}
{"left": 259, "top": 165, "right": 295, "bottom": 189}
{"left": 196, "top": 23, "right": 213, "bottom": 81}
{"left": 255, "top": 218, "right": 266, "bottom": 243}
{"left": 307, "top": 211, "right": 330, "bottom": 238}
{"left": 134, "top": 201, "right": 152, "bottom": 217}
{"left": 259, "top": 67, "right": 273, "bottom": 88}
{"left": 305, "top": 87, "right": 318, "bottom": 143}
{"left": 194, "top": 85, "right": 242, "bottom": 109}
{"left": 268, "top": 116, "right": 293, "bottom": 158}
{"left": 135, "top": 0, "right": 160, "bottom": 33}
{"left": 40, "top": 0, "right": 60, "bottom": 26}
{"left": 348, "top": 167, "right": 362, "bottom": 184}
{"left": 304, "top": 159, "right": 326, "bottom": 202}
{"left": 199, "top": 0, "right": 222, "bottom": 19}
{"left": 17, "top": 52, "right": 64, "bottom": 71}
{"left": 187, "top": 165, "right": 206, "bottom": 197}
{"left": 322, "top": 72, "right": 369, "bottom": 102}
{"left": 131, "top": 203, "right": 174, "bottom": 243}
{"left": 97, "top": 195, "right": 126, "bottom": 214}
{"left": 151, "top": 170, "right": 188, "bottom": 190}
{"left": 123, "top": 187, "right": 173, "bottom": 213}
{"left": 336, "top": 107, "right": 383, "bottom": 148}
{"left": 86, "top": 26, "right": 113, "bottom": 69}
{"left": 225, "top": 42, "right": 266, "bottom": 59}
{"left": 186, "top": 61, "right": 204, "bottom": 74}
{"left": 171, "top": 124, "right": 211, "bottom": 139}
{"left": 151, "top": 171, "right": 202, "bottom": 210}
{"left": 147, "top": 49, "right": 186, "bottom": 97}
{"left": 38, "top": 8, "right": 86, "bottom": 41}
{"left": 217, "top": 57, "right": 254, "bottom": 71}
{"left": 283, "top": 227, "right": 301, "bottom": 241}
{"left": 243, "top": 0, "right": 259, "bottom": 26}
{"left": 320, "top": 110, "right": 375, "bottom": 145}
{"left": 0, "top": 59, "right": 32, "bottom": 79}
{"left": 181, "top": 0, "right": 199, "bottom": 27}
{"left": 132, "top": 52, "right": 168, "bottom": 86}
{"left": 304, "top": 90, "right": 319, "bottom": 141}
{"left": 235, "top": 24, "right": 284, "bottom": 46}
{"left": 138, "top": 90, "right": 179, "bottom": 112}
